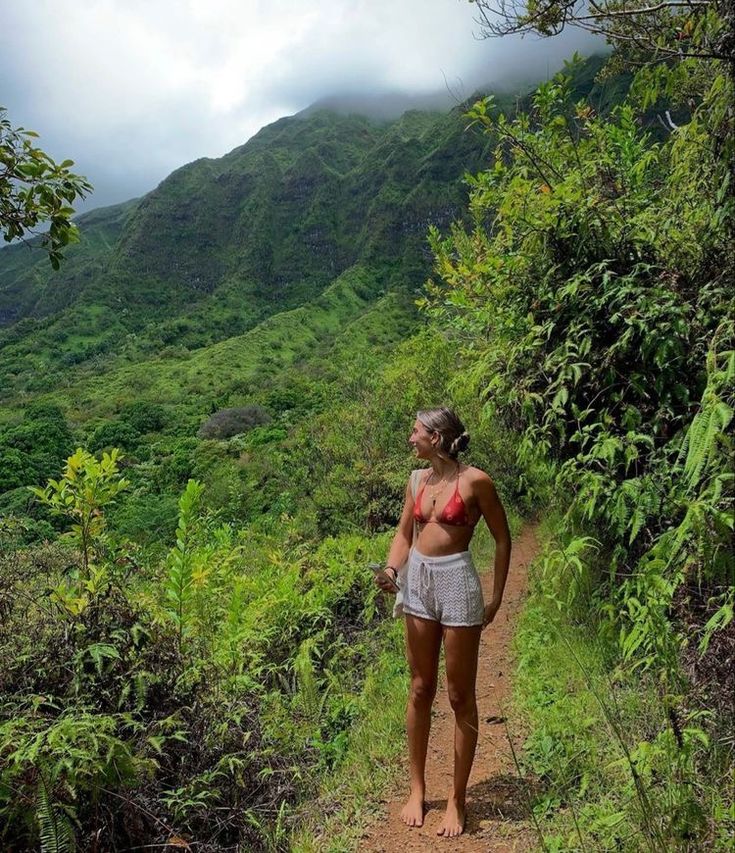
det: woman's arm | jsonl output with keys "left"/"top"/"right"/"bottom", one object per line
{"left": 474, "top": 472, "right": 511, "bottom": 626}
{"left": 376, "top": 478, "right": 416, "bottom": 591}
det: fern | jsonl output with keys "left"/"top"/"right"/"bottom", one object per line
{"left": 699, "top": 591, "right": 734, "bottom": 654}
{"left": 165, "top": 479, "right": 204, "bottom": 654}
{"left": 293, "top": 637, "right": 322, "bottom": 720}
{"left": 679, "top": 345, "right": 734, "bottom": 493}
{"left": 683, "top": 404, "right": 717, "bottom": 491}
{"left": 37, "top": 776, "right": 74, "bottom": 853}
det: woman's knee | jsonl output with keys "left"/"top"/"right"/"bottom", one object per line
{"left": 410, "top": 677, "right": 437, "bottom": 706}
{"left": 447, "top": 686, "right": 476, "bottom": 715}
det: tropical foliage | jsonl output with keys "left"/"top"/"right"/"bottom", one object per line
{"left": 422, "top": 11, "right": 733, "bottom": 847}
{"left": 0, "top": 106, "right": 92, "bottom": 267}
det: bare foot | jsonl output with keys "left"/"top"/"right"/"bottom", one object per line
{"left": 400, "top": 791, "right": 425, "bottom": 827}
{"left": 437, "top": 798, "right": 465, "bottom": 837}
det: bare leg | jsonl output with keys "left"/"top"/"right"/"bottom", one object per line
{"left": 437, "top": 624, "right": 482, "bottom": 837}
{"left": 401, "top": 614, "right": 442, "bottom": 827}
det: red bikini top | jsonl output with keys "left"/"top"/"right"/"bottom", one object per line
{"left": 413, "top": 471, "right": 472, "bottom": 527}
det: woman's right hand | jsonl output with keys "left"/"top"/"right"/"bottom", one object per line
{"left": 375, "top": 567, "right": 399, "bottom": 594}
{"left": 482, "top": 596, "right": 502, "bottom": 627}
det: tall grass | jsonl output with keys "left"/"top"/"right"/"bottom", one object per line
{"left": 512, "top": 517, "right": 733, "bottom": 851}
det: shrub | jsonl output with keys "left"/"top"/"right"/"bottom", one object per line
{"left": 110, "top": 492, "right": 179, "bottom": 544}
{"left": 119, "top": 401, "right": 166, "bottom": 433}
{"left": 90, "top": 420, "right": 141, "bottom": 452}
{"left": 0, "top": 404, "right": 74, "bottom": 492}
{"left": 197, "top": 405, "right": 271, "bottom": 439}
{"left": 0, "top": 446, "right": 25, "bottom": 492}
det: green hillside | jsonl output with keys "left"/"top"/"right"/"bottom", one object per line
{"left": 0, "top": 54, "right": 616, "bottom": 415}
{"left": 4, "top": 60, "right": 626, "bottom": 538}
{"left": 0, "top": 92, "right": 504, "bottom": 408}
{"left": 0, "top": 57, "right": 622, "bottom": 415}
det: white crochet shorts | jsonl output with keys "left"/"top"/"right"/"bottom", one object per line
{"left": 401, "top": 548, "right": 485, "bottom": 627}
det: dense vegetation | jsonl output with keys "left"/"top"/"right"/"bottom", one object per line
{"left": 425, "top": 47, "right": 733, "bottom": 847}
{"left": 1, "top": 3, "right": 733, "bottom": 848}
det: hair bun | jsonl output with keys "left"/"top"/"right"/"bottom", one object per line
{"left": 449, "top": 431, "right": 470, "bottom": 458}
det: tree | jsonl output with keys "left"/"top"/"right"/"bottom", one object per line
{"left": 29, "top": 448, "right": 129, "bottom": 578}
{"left": 469, "top": 0, "right": 732, "bottom": 61}
{"left": 197, "top": 406, "right": 271, "bottom": 439}
{"left": 1, "top": 107, "right": 92, "bottom": 268}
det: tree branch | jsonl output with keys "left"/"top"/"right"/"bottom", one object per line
{"left": 579, "top": 1, "right": 710, "bottom": 20}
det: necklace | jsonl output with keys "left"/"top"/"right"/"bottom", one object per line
{"left": 427, "top": 464, "right": 460, "bottom": 507}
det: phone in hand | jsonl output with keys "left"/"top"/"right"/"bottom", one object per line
{"left": 368, "top": 562, "right": 400, "bottom": 592}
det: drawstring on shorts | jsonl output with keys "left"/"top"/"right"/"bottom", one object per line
{"left": 418, "top": 558, "right": 432, "bottom": 599}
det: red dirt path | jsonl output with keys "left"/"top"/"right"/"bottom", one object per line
{"left": 360, "top": 524, "right": 540, "bottom": 852}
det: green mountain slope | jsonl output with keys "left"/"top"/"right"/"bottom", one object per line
{"left": 0, "top": 101, "right": 499, "bottom": 406}
{"left": 0, "top": 56, "right": 619, "bottom": 430}
{"left": 0, "top": 197, "right": 139, "bottom": 325}
{"left": 46, "top": 264, "right": 408, "bottom": 424}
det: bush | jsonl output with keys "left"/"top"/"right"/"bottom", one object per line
{"left": 111, "top": 492, "right": 179, "bottom": 544}
{"left": 197, "top": 405, "right": 271, "bottom": 439}
{"left": 90, "top": 420, "right": 141, "bottom": 452}
{"left": 120, "top": 401, "right": 166, "bottom": 433}
{"left": 0, "top": 446, "right": 25, "bottom": 492}
{"left": 0, "top": 404, "right": 74, "bottom": 493}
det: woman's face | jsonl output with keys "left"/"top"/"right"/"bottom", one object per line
{"left": 409, "top": 419, "right": 436, "bottom": 459}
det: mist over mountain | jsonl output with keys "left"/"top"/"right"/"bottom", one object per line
{"left": 1, "top": 0, "right": 604, "bottom": 214}
{"left": 298, "top": 90, "right": 456, "bottom": 122}
{"left": 295, "top": 63, "right": 568, "bottom": 122}
{"left": 0, "top": 55, "right": 617, "bottom": 423}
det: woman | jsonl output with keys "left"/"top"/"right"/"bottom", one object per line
{"left": 376, "top": 407, "right": 511, "bottom": 838}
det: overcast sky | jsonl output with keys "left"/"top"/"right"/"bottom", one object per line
{"left": 1, "top": 1, "right": 601, "bottom": 213}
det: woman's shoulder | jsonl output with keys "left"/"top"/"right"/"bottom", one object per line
{"left": 461, "top": 465, "right": 494, "bottom": 486}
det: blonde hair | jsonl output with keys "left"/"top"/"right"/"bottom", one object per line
{"left": 416, "top": 407, "right": 470, "bottom": 459}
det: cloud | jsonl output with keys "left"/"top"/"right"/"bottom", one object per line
{"left": 0, "top": 0, "right": 601, "bottom": 211}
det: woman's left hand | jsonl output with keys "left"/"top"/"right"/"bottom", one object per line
{"left": 482, "top": 597, "right": 502, "bottom": 628}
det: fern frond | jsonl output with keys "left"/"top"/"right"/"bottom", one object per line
{"left": 37, "top": 778, "right": 74, "bottom": 853}
{"left": 293, "top": 637, "right": 321, "bottom": 720}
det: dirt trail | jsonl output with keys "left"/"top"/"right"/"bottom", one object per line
{"left": 360, "top": 524, "right": 540, "bottom": 852}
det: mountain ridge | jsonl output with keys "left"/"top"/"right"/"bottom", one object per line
{"left": 0, "top": 55, "right": 614, "bottom": 420}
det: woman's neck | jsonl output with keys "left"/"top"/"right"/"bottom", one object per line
{"left": 429, "top": 456, "right": 458, "bottom": 479}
